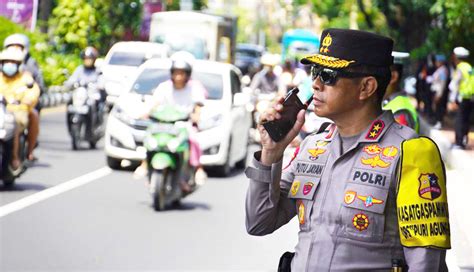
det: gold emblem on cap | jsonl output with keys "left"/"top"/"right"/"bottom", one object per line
{"left": 320, "top": 33, "right": 332, "bottom": 53}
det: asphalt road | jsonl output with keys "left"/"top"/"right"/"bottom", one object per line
{"left": 0, "top": 108, "right": 472, "bottom": 271}
{"left": 0, "top": 108, "right": 298, "bottom": 271}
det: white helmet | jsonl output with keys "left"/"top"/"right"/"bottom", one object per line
{"left": 260, "top": 53, "right": 279, "bottom": 66}
{"left": 0, "top": 48, "right": 25, "bottom": 63}
{"left": 3, "top": 33, "right": 30, "bottom": 52}
{"left": 453, "top": 47, "right": 469, "bottom": 58}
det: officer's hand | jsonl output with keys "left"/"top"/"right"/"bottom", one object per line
{"left": 258, "top": 96, "right": 305, "bottom": 165}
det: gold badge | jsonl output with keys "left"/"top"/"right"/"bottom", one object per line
{"left": 308, "top": 148, "right": 326, "bottom": 160}
{"left": 361, "top": 155, "right": 390, "bottom": 168}
{"left": 357, "top": 195, "right": 384, "bottom": 207}
{"left": 363, "top": 144, "right": 381, "bottom": 155}
{"left": 291, "top": 180, "right": 300, "bottom": 196}
{"left": 316, "top": 140, "right": 329, "bottom": 147}
{"left": 320, "top": 33, "right": 332, "bottom": 53}
{"left": 344, "top": 191, "right": 357, "bottom": 204}
{"left": 353, "top": 213, "right": 369, "bottom": 231}
{"left": 381, "top": 146, "right": 399, "bottom": 160}
{"left": 298, "top": 201, "right": 305, "bottom": 224}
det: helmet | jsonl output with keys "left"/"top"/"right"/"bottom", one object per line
{"left": 0, "top": 48, "right": 25, "bottom": 63}
{"left": 170, "top": 51, "right": 194, "bottom": 75}
{"left": 81, "top": 46, "right": 99, "bottom": 59}
{"left": 260, "top": 53, "right": 279, "bottom": 66}
{"left": 3, "top": 33, "right": 30, "bottom": 51}
{"left": 453, "top": 47, "right": 470, "bottom": 58}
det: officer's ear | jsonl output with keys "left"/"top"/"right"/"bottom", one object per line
{"left": 358, "top": 76, "right": 378, "bottom": 101}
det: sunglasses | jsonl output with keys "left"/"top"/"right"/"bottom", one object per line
{"left": 310, "top": 65, "right": 372, "bottom": 86}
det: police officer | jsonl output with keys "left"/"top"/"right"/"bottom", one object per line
{"left": 449, "top": 47, "right": 473, "bottom": 149}
{"left": 245, "top": 29, "right": 450, "bottom": 271}
{"left": 383, "top": 51, "right": 419, "bottom": 133}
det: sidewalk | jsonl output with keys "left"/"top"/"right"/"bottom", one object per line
{"left": 420, "top": 116, "right": 474, "bottom": 271}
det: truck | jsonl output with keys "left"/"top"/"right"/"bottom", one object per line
{"left": 149, "top": 11, "right": 237, "bottom": 63}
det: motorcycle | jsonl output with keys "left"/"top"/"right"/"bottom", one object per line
{"left": 0, "top": 95, "right": 28, "bottom": 186}
{"left": 67, "top": 82, "right": 105, "bottom": 150}
{"left": 143, "top": 105, "right": 197, "bottom": 211}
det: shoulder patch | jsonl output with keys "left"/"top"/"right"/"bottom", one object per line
{"left": 397, "top": 137, "right": 451, "bottom": 249}
{"left": 365, "top": 120, "right": 385, "bottom": 140}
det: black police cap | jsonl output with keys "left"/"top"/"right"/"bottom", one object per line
{"left": 301, "top": 28, "right": 394, "bottom": 69}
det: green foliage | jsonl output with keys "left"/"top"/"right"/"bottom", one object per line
{"left": 165, "top": 0, "right": 207, "bottom": 11}
{"left": 0, "top": 16, "right": 80, "bottom": 86}
{"left": 49, "top": 0, "right": 143, "bottom": 55}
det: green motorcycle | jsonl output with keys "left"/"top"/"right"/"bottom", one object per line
{"left": 144, "top": 105, "right": 196, "bottom": 211}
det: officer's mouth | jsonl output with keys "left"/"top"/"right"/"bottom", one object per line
{"left": 313, "top": 96, "right": 324, "bottom": 106}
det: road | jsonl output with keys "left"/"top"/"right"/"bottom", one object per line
{"left": 0, "top": 108, "right": 472, "bottom": 271}
{"left": 0, "top": 108, "right": 298, "bottom": 271}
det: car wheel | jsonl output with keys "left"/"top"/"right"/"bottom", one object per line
{"left": 106, "top": 156, "right": 121, "bottom": 170}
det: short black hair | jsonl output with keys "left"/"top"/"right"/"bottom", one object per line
{"left": 345, "top": 65, "right": 391, "bottom": 104}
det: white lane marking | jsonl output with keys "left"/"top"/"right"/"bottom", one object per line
{"left": 0, "top": 167, "right": 112, "bottom": 218}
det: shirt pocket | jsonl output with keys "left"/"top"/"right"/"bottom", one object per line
{"left": 339, "top": 182, "right": 389, "bottom": 243}
{"left": 288, "top": 176, "right": 321, "bottom": 231}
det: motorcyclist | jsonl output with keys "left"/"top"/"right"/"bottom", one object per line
{"left": 65, "top": 46, "right": 106, "bottom": 121}
{"left": 3, "top": 33, "right": 46, "bottom": 112}
{"left": 135, "top": 52, "right": 208, "bottom": 189}
{"left": 250, "top": 53, "right": 280, "bottom": 94}
{"left": 0, "top": 48, "right": 40, "bottom": 169}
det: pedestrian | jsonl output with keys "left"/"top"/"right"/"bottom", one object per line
{"left": 383, "top": 51, "right": 419, "bottom": 133}
{"left": 431, "top": 54, "right": 450, "bottom": 129}
{"left": 250, "top": 53, "right": 280, "bottom": 94}
{"left": 245, "top": 28, "right": 450, "bottom": 271}
{"left": 448, "top": 47, "right": 474, "bottom": 149}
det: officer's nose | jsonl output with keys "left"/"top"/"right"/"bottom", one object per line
{"left": 312, "top": 76, "right": 324, "bottom": 93}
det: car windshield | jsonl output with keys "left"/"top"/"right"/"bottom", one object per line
{"left": 236, "top": 49, "right": 260, "bottom": 58}
{"left": 130, "top": 68, "right": 223, "bottom": 100}
{"left": 108, "top": 52, "right": 147, "bottom": 66}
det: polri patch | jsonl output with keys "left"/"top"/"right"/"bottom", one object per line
{"left": 344, "top": 191, "right": 357, "bottom": 204}
{"left": 361, "top": 155, "right": 390, "bottom": 168}
{"left": 303, "top": 182, "right": 314, "bottom": 195}
{"left": 418, "top": 173, "right": 442, "bottom": 201}
{"left": 308, "top": 148, "right": 326, "bottom": 161}
{"left": 353, "top": 213, "right": 369, "bottom": 231}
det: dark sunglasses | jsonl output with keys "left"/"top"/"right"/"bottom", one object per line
{"left": 310, "top": 65, "right": 372, "bottom": 86}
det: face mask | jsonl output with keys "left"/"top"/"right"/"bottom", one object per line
{"left": 2, "top": 63, "right": 18, "bottom": 77}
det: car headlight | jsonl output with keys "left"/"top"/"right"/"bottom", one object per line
{"left": 198, "top": 114, "right": 223, "bottom": 131}
{"left": 112, "top": 106, "right": 132, "bottom": 124}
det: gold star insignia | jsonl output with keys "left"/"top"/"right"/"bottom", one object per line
{"left": 373, "top": 124, "right": 381, "bottom": 131}
{"left": 369, "top": 131, "right": 377, "bottom": 138}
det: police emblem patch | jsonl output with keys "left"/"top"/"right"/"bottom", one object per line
{"left": 357, "top": 195, "right": 384, "bottom": 207}
{"left": 291, "top": 181, "right": 300, "bottom": 196}
{"left": 363, "top": 144, "right": 382, "bottom": 155}
{"left": 418, "top": 173, "right": 442, "bottom": 201}
{"left": 361, "top": 155, "right": 390, "bottom": 168}
{"left": 344, "top": 191, "right": 357, "bottom": 204}
{"left": 353, "top": 213, "right": 369, "bottom": 231}
{"left": 320, "top": 33, "right": 332, "bottom": 53}
{"left": 297, "top": 201, "right": 305, "bottom": 224}
{"left": 303, "top": 182, "right": 314, "bottom": 195}
{"left": 308, "top": 148, "right": 326, "bottom": 161}
{"left": 365, "top": 120, "right": 385, "bottom": 140}
{"left": 316, "top": 140, "right": 329, "bottom": 147}
{"left": 381, "top": 146, "right": 398, "bottom": 160}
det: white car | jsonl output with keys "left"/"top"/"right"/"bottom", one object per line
{"left": 101, "top": 41, "right": 168, "bottom": 106}
{"left": 105, "top": 58, "right": 252, "bottom": 176}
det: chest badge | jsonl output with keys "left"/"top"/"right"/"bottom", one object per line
{"left": 381, "top": 146, "right": 398, "bottom": 160}
{"left": 357, "top": 195, "right": 384, "bottom": 207}
{"left": 361, "top": 155, "right": 390, "bottom": 168}
{"left": 344, "top": 191, "right": 357, "bottom": 204}
{"left": 290, "top": 181, "right": 300, "bottom": 196}
{"left": 298, "top": 201, "right": 305, "bottom": 224}
{"left": 308, "top": 148, "right": 326, "bottom": 160}
{"left": 418, "top": 173, "right": 442, "bottom": 201}
{"left": 303, "top": 182, "right": 314, "bottom": 195}
{"left": 353, "top": 213, "right": 370, "bottom": 231}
